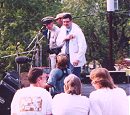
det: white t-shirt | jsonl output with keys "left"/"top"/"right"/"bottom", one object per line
{"left": 11, "top": 86, "right": 52, "bottom": 115}
{"left": 128, "top": 95, "right": 130, "bottom": 115}
{"left": 89, "top": 87, "right": 129, "bottom": 115}
{"left": 52, "top": 93, "right": 90, "bottom": 115}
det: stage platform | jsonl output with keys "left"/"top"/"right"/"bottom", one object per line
{"left": 81, "top": 70, "right": 130, "bottom": 84}
{"left": 81, "top": 83, "right": 130, "bottom": 97}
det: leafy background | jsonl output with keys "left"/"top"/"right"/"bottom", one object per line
{"left": 0, "top": 0, "right": 130, "bottom": 78}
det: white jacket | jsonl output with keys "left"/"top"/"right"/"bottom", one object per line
{"left": 56, "top": 23, "right": 87, "bottom": 67}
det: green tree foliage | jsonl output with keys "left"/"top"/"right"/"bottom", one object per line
{"left": 0, "top": 0, "right": 62, "bottom": 75}
{"left": 0, "top": 0, "right": 129, "bottom": 75}
{"left": 62, "top": 0, "right": 130, "bottom": 68}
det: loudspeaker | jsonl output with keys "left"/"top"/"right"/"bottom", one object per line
{"left": 109, "top": 71, "right": 127, "bottom": 84}
{"left": 0, "top": 70, "right": 20, "bottom": 115}
{"left": 3, "top": 71, "right": 20, "bottom": 89}
{"left": 3, "top": 73, "right": 20, "bottom": 89}
{"left": 8, "top": 70, "right": 20, "bottom": 80}
{"left": 0, "top": 81, "right": 16, "bottom": 115}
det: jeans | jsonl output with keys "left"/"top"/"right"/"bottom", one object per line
{"left": 67, "top": 55, "right": 81, "bottom": 78}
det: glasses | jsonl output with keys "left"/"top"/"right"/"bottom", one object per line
{"left": 39, "top": 74, "right": 48, "bottom": 80}
{"left": 63, "top": 20, "right": 71, "bottom": 23}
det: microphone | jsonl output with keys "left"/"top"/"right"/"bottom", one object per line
{"left": 40, "top": 26, "right": 48, "bottom": 38}
{"left": 40, "top": 26, "right": 46, "bottom": 32}
{"left": 15, "top": 56, "right": 32, "bottom": 64}
{"left": 16, "top": 42, "right": 20, "bottom": 50}
{"left": 17, "top": 42, "right": 20, "bottom": 46}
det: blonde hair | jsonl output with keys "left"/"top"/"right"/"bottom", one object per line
{"left": 64, "top": 74, "right": 81, "bottom": 95}
{"left": 90, "top": 68, "right": 116, "bottom": 89}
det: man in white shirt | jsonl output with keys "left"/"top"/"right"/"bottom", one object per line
{"left": 128, "top": 95, "right": 130, "bottom": 115}
{"left": 56, "top": 13, "right": 87, "bottom": 78}
{"left": 11, "top": 67, "right": 52, "bottom": 115}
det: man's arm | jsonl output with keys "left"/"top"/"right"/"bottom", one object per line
{"left": 44, "top": 83, "right": 53, "bottom": 91}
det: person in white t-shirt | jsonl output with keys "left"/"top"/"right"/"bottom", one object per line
{"left": 128, "top": 95, "right": 130, "bottom": 115}
{"left": 89, "top": 68, "right": 129, "bottom": 115}
{"left": 11, "top": 67, "right": 52, "bottom": 115}
{"left": 52, "top": 74, "right": 90, "bottom": 115}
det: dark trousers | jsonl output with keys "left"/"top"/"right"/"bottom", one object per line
{"left": 67, "top": 54, "right": 81, "bottom": 78}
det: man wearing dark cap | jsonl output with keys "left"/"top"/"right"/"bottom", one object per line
{"left": 41, "top": 16, "right": 54, "bottom": 25}
{"left": 11, "top": 67, "right": 52, "bottom": 115}
{"left": 41, "top": 16, "right": 60, "bottom": 69}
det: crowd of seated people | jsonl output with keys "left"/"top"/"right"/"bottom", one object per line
{"left": 11, "top": 67, "right": 129, "bottom": 115}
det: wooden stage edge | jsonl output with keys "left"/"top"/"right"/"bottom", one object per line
{"left": 82, "top": 71, "right": 130, "bottom": 84}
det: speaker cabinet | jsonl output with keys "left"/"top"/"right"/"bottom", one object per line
{"left": 109, "top": 71, "right": 127, "bottom": 84}
{"left": 3, "top": 70, "right": 21, "bottom": 89}
{"left": 0, "top": 70, "right": 20, "bottom": 115}
{"left": 81, "top": 71, "right": 128, "bottom": 84}
{"left": 3, "top": 73, "right": 20, "bottom": 89}
{"left": 0, "top": 81, "right": 16, "bottom": 115}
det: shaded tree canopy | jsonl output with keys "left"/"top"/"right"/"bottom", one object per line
{"left": 0, "top": 0, "right": 129, "bottom": 76}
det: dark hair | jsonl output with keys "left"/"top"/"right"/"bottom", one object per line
{"left": 63, "top": 14, "right": 72, "bottom": 21}
{"left": 28, "top": 67, "right": 43, "bottom": 84}
{"left": 56, "top": 54, "right": 68, "bottom": 69}
{"left": 64, "top": 74, "right": 81, "bottom": 95}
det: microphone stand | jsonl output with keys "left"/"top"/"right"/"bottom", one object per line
{"left": 34, "top": 35, "right": 45, "bottom": 67}
{"left": 16, "top": 43, "right": 20, "bottom": 74}
{"left": 15, "top": 43, "right": 21, "bottom": 88}
{"left": 0, "top": 50, "right": 37, "bottom": 59}
{"left": 26, "top": 31, "right": 41, "bottom": 50}
{"left": 26, "top": 32, "right": 45, "bottom": 67}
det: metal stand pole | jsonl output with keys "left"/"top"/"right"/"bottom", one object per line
{"left": 107, "top": 11, "right": 115, "bottom": 70}
{"left": 15, "top": 43, "right": 21, "bottom": 88}
{"left": 129, "top": 40, "right": 130, "bottom": 57}
{"left": 35, "top": 44, "right": 40, "bottom": 67}
{"left": 26, "top": 32, "right": 44, "bottom": 67}
{"left": 39, "top": 43, "right": 43, "bottom": 67}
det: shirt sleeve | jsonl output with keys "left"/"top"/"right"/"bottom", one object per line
{"left": 11, "top": 90, "right": 20, "bottom": 115}
{"left": 89, "top": 99, "right": 102, "bottom": 115}
{"left": 45, "top": 91, "right": 53, "bottom": 114}
{"left": 74, "top": 25, "right": 87, "bottom": 61}
{"left": 47, "top": 69, "right": 62, "bottom": 87}
{"left": 56, "top": 26, "right": 66, "bottom": 46}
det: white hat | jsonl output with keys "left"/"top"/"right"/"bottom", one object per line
{"left": 55, "top": 12, "right": 71, "bottom": 20}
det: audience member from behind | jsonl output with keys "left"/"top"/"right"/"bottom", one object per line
{"left": 45, "top": 53, "right": 71, "bottom": 97}
{"left": 89, "top": 68, "right": 129, "bottom": 115}
{"left": 52, "top": 74, "right": 90, "bottom": 115}
{"left": 11, "top": 67, "right": 52, "bottom": 115}
{"left": 128, "top": 95, "right": 130, "bottom": 115}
